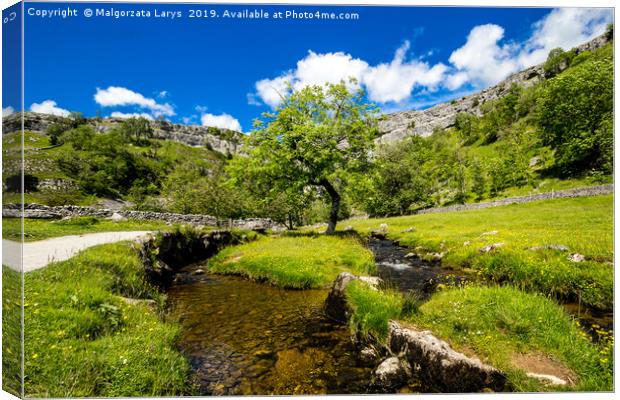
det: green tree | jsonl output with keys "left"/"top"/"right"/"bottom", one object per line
{"left": 120, "top": 117, "right": 154, "bottom": 143}
{"left": 537, "top": 54, "right": 613, "bottom": 174}
{"left": 543, "top": 48, "right": 575, "bottom": 78}
{"left": 229, "top": 81, "right": 379, "bottom": 233}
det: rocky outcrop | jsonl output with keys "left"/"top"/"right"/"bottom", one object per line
{"left": 2, "top": 112, "right": 242, "bottom": 156}
{"left": 323, "top": 273, "right": 508, "bottom": 393}
{"left": 387, "top": 321, "right": 507, "bottom": 392}
{"left": 137, "top": 229, "right": 241, "bottom": 288}
{"left": 2, "top": 203, "right": 286, "bottom": 231}
{"left": 324, "top": 272, "right": 382, "bottom": 323}
{"left": 377, "top": 33, "right": 611, "bottom": 144}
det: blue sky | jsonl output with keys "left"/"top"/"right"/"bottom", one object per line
{"left": 3, "top": 3, "right": 613, "bottom": 132}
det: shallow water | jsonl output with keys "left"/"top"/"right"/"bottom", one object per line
{"left": 368, "top": 238, "right": 445, "bottom": 295}
{"left": 168, "top": 270, "right": 380, "bottom": 395}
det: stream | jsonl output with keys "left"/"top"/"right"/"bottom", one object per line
{"left": 166, "top": 236, "right": 611, "bottom": 395}
{"left": 167, "top": 238, "right": 441, "bottom": 395}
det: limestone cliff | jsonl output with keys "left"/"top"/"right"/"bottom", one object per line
{"left": 377, "top": 33, "right": 611, "bottom": 145}
{"left": 2, "top": 112, "right": 242, "bottom": 156}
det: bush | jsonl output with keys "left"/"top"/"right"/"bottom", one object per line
{"left": 537, "top": 51, "right": 613, "bottom": 175}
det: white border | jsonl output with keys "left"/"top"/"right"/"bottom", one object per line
{"left": 0, "top": 1, "right": 617, "bottom": 400}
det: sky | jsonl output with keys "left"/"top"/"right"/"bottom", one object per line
{"left": 3, "top": 3, "right": 614, "bottom": 132}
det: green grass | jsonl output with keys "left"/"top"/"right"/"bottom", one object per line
{"left": 344, "top": 280, "right": 403, "bottom": 340}
{"left": 3, "top": 217, "right": 170, "bottom": 242}
{"left": 2, "top": 266, "right": 22, "bottom": 397}
{"left": 23, "top": 242, "right": 191, "bottom": 397}
{"left": 344, "top": 195, "right": 613, "bottom": 309}
{"left": 342, "top": 281, "right": 612, "bottom": 391}
{"left": 209, "top": 235, "right": 376, "bottom": 289}
{"left": 404, "top": 285, "right": 613, "bottom": 392}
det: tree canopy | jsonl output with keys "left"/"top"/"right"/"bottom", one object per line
{"left": 228, "top": 81, "right": 380, "bottom": 233}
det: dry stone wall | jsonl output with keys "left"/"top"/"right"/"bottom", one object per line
{"left": 2, "top": 203, "right": 285, "bottom": 231}
{"left": 415, "top": 184, "right": 613, "bottom": 215}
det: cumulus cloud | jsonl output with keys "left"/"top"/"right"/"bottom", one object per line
{"left": 363, "top": 41, "right": 447, "bottom": 103}
{"left": 252, "top": 42, "right": 448, "bottom": 107}
{"left": 2, "top": 106, "right": 15, "bottom": 117}
{"left": 94, "top": 86, "right": 174, "bottom": 117}
{"left": 517, "top": 8, "right": 613, "bottom": 67}
{"left": 448, "top": 8, "right": 613, "bottom": 90}
{"left": 30, "top": 100, "right": 70, "bottom": 117}
{"left": 110, "top": 111, "right": 154, "bottom": 120}
{"left": 201, "top": 113, "right": 242, "bottom": 132}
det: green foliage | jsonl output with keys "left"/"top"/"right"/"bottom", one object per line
{"left": 46, "top": 113, "right": 86, "bottom": 146}
{"left": 543, "top": 48, "right": 576, "bottom": 78}
{"left": 407, "top": 286, "right": 612, "bottom": 391}
{"left": 454, "top": 112, "right": 478, "bottom": 144}
{"left": 162, "top": 162, "right": 250, "bottom": 218}
{"left": 120, "top": 117, "right": 154, "bottom": 143}
{"left": 345, "top": 280, "right": 403, "bottom": 339}
{"left": 228, "top": 81, "right": 380, "bottom": 233}
{"left": 23, "top": 243, "right": 191, "bottom": 397}
{"left": 209, "top": 235, "right": 375, "bottom": 288}
{"left": 57, "top": 127, "right": 160, "bottom": 198}
{"left": 537, "top": 48, "right": 613, "bottom": 175}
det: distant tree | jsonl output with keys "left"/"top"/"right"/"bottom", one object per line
{"left": 543, "top": 48, "right": 575, "bottom": 78}
{"left": 228, "top": 81, "right": 379, "bottom": 233}
{"left": 47, "top": 112, "right": 88, "bottom": 145}
{"left": 470, "top": 160, "right": 486, "bottom": 200}
{"left": 120, "top": 117, "right": 153, "bottom": 143}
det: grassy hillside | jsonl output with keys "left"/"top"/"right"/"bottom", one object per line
{"left": 359, "top": 42, "right": 613, "bottom": 217}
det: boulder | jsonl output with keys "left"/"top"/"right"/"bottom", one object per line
{"left": 479, "top": 243, "right": 504, "bottom": 253}
{"left": 359, "top": 346, "right": 380, "bottom": 365}
{"left": 528, "top": 244, "right": 569, "bottom": 252}
{"left": 109, "top": 212, "right": 128, "bottom": 222}
{"left": 373, "top": 356, "right": 411, "bottom": 389}
{"left": 568, "top": 253, "right": 586, "bottom": 262}
{"left": 387, "top": 321, "right": 507, "bottom": 392}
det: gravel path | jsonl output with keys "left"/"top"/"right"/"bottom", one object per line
{"left": 2, "top": 231, "right": 152, "bottom": 272}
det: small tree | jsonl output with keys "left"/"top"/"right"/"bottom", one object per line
{"left": 120, "top": 117, "right": 153, "bottom": 143}
{"left": 229, "top": 81, "right": 379, "bottom": 233}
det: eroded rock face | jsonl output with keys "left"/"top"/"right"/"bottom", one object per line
{"left": 376, "top": 33, "right": 610, "bottom": 145}
{"left": 387, "top": 321, "right": 507, "bottom": 392}
{"left": 2, "top": 112, "right": 242, "bottom": 157}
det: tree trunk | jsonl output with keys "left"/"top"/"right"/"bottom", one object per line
{"left": 320, "top": 178, "right": 341, "bottom": 235}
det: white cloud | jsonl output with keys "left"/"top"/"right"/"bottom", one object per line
{"left": 448, "top": 8, "right": 613, "bottom": 90}
{"left": 201, "top": 113, "right": 242, "bottom": 132}
{"left": 448, "top": 24, "right": 518, "bottom": 88}
{"left": 255, "top": 73, "right": 294, "bottom": 108}
{"left": 517, "top": 8, "right": 612, "bottom": 67}
{"left": 2, "top": 106, "right": 15, "bottom": 117}
{"left": 110, "top": 111, "right": 154, "bottom": 120}
{"left": 30, "top": 100, "right": 70, "bottom": 117}
{"left": 253, "top": 43, "right": 448, "bottom": 107}
{"left": 158, "top": 90, "right": 168, "bottom": 99}
{"left": 94, "top": 86, "right": 175, "bottom": 117}
{"left": 363, "top": 41, "right": 448, "bottom": 103}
